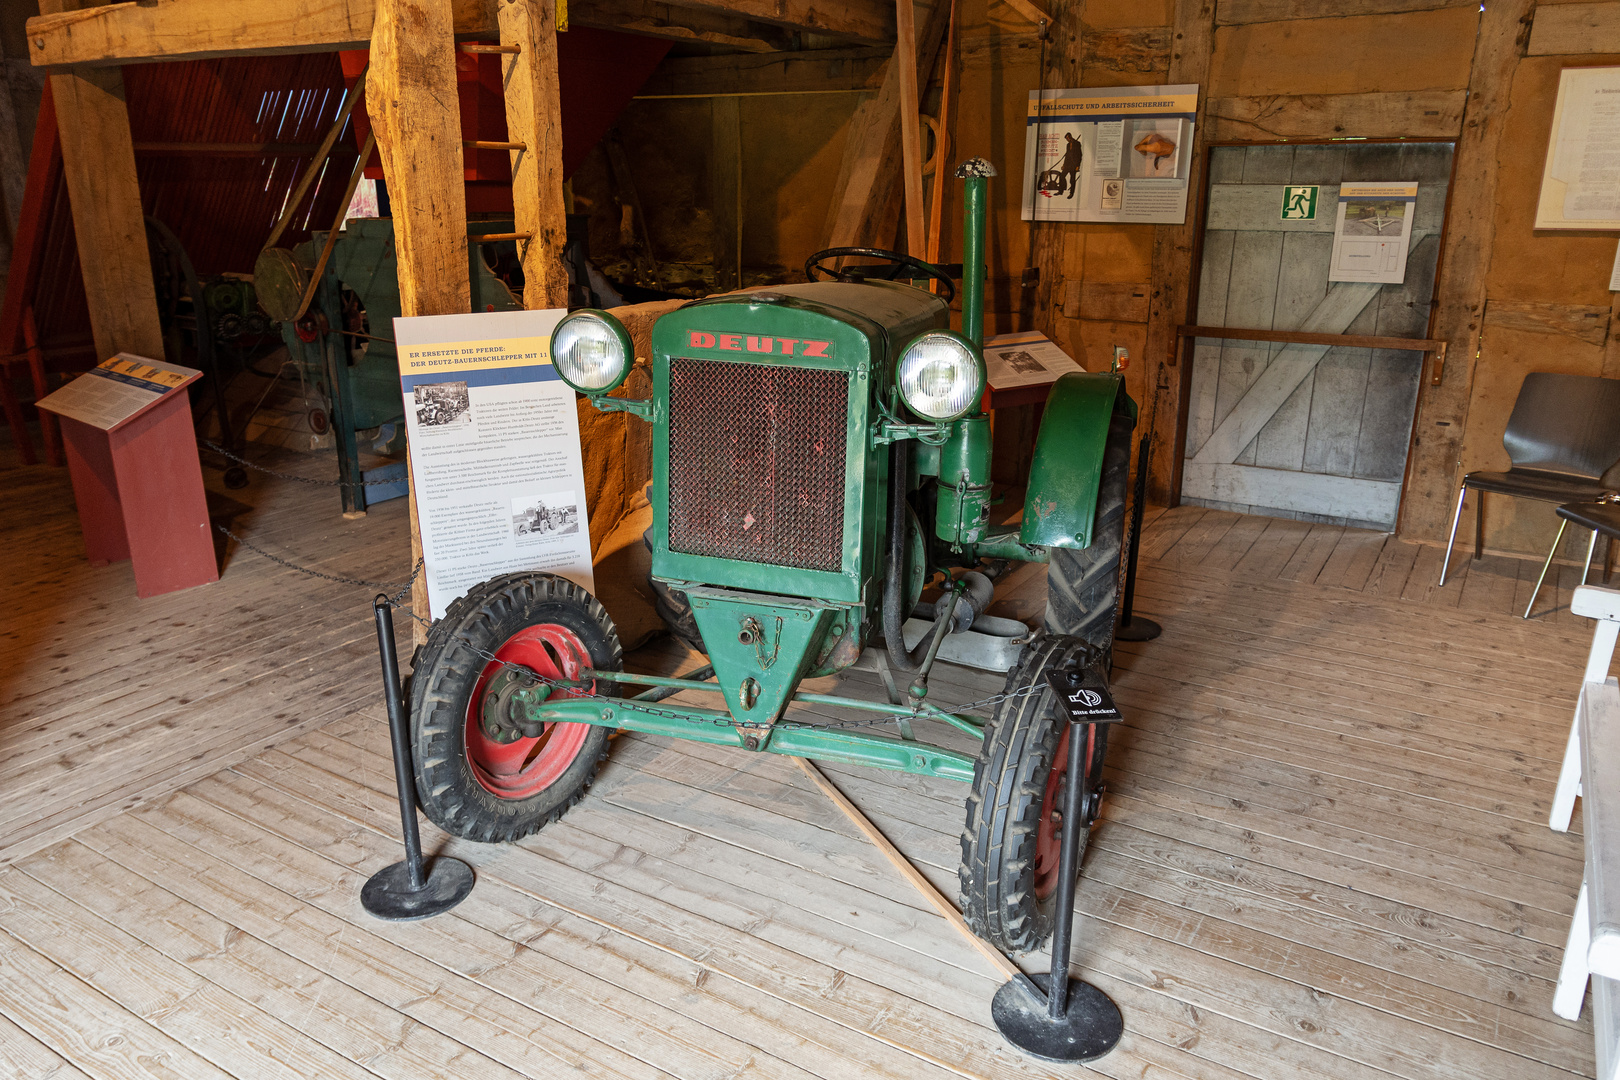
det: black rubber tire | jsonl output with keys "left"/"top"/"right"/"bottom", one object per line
{"left": 641, "top": 527, "right": 705, "bottom": 653}
{"left": 1045, "top": 409, "right": 1135, "bottom": 659}
{"left": 959, "top": 634, "right": 1109, "bottom": 953}
{"left": 410, "top": 572, "right": 621, "bottom": 843}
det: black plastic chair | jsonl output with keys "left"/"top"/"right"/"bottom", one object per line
{"left": 1438, "top": 372, "right": 1620, "bottom": 595}
{"left": 1524, "top": 499, "right": 1620, "bottom": 618}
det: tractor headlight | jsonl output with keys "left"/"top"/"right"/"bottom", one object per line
{"left": 551, "top": 310, "right": 633, "bottom": 394}
{"left": 895, "top": 331, "right": 984, "bottom": 421}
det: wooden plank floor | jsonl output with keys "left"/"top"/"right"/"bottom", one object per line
{"left": 1, "top": 448, "right": 1612, "bottom": 1079}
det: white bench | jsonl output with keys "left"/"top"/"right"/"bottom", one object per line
{"left": 1550, "top": 585, "right": 1620, "bottom": 1080}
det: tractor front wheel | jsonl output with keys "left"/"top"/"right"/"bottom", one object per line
{"left": 1045, "top": 410, "right": 1134, "bottom": 659}
{"left": 959, "top": 634, "right": 1109, "bottom": 953}
{"left": 410, "top": 573, "right": 621, "bottom": 843}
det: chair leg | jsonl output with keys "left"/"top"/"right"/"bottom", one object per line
{"left": 1526, "top": 518, "right": 1569, "bottom": 619}
{"left": 1583, "top": 529, "right": 1600, "bottom": 586}
{"left": 1439, "top": 484, "right": 1467, "bottom": 586}
{"left": 1554, "top": 878, "right": 1592, "bottom": 1021}
{"left": 1474, "top": 488, "right": 1485, "bottom": 561}
{"left": 1553, "top": 704, "right": 1585, "bottom": 832}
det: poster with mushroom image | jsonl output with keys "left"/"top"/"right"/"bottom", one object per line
{"left": 1021, "top": 84, "right": 1198, "bottom": 224}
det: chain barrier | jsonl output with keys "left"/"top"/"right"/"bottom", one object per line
{"left": 216, "top": 524, "right": 422, "bottom": 597}
{"left": 390, "top": 599, "right": 1047, "bottom": 733}
{"left": 201, "top": 440, "right": 405, "bottom": 488}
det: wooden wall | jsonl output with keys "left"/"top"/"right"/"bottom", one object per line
{"left": 580, "top": 0, "right": 1620, "bottom": 558}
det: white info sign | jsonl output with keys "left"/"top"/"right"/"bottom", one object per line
{"left": 396, "top": 309, "right": 595, "bottom": 620}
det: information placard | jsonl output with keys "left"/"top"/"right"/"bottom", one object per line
{"left": 984, "top": 331, "right": 1085, "bottom": 390}
{"left": 36, "top": 353, "right": 200, "bottom": 431}
{"left": 1021, "top": 84, "right": 1199, "bottom": 224}
{"left": 1329, "top": 182, "right": 1418, "bottom": 284}
{"left": 396, "top": 309, "right": 595, "bottom": 620}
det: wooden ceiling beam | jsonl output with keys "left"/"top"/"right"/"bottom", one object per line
{"left": 27, "top": 0, "right": 892, "bottom": 67}
{"left": 569, "top": 0, "right": 799, "bottom": 54}
{"left": 634, "top": 46, "right": 888, "bottom": 96}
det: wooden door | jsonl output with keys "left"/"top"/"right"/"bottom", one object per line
{"left": 1181, "top": 143, "right": 1453, "bottom": 530}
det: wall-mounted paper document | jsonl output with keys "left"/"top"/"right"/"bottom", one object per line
{"left": 1329, "top": 182, "right": 1417, "bottom": 284}
{"left": 396, "top": 309, "right": 595, "bottom": 621}
{"left": 1538, "top": 66, "right": 1620, "bottom": 230}
{"left": 1021, "top": 85, "right": 1199, "bottom": 224}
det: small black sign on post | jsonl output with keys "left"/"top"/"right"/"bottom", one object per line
{"left": 991, "top": 667, "right": 1124, "bottom": 1062}
{"left": 362, "top": 596, "right": 475, "bottom": 921}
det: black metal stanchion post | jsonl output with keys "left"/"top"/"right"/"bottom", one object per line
{"left": 990, "top": 718, "right": 1123, "bottom": 1062}
{"left": 1116, "top": 431, "right": 1161, "bottom": 642}
{"left": 361, "top": 596, "right": 475, "bottom": 921}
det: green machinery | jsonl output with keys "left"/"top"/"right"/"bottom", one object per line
{"left": 266, "top": 219, "right": 524, "bottom": 514}
{"left": 408, "top": 160, "right": 1136, "bottom": 956}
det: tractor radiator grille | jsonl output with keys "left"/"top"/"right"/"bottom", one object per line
{"left": 667, "top": 357, "right": 849, "bottom": 572}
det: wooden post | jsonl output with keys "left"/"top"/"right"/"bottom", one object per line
{"left": 367, "top": 0, "right": 472, "bottom": 642}
{"left": 710, "top": 96, "right": 742, "bottom": 292}
{"left": 39, "top": 0, "right": 165, "bottom": 364}
{"left": 499, "top": 0, "right": 570, "bottom": 310}
{"left": 1396, "top": 0, "right": 1534, "bottom": 544}
{"left": 894, "top": 0, "right": 926, "bottom": 259}
{"left": 822, "top": 0, "right": 950, "bottom": 249}
{"left": 1143, "top": 0, "right": 1214, "bottom": 506}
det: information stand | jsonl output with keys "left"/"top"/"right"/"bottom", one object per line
{"left": 36, "top": 354, "right": 217, "bottom": 598}
{"left": 982, "top": 331, "right": 1086, "bottom": 409}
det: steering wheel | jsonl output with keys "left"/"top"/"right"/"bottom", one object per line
{"left": 804, "top": 246, "right": 956, "bottom": 303}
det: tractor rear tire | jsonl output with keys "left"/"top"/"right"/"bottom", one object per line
{"left": 642, "top": 527, "right": 705, "bottom": 653}
{"left": 410, "top": 572, "right": 620, "bottom": 843}
{"left": 1045, "top": 410, "right": 1134, "bottom": 658}
{"left": 959, "top": 634, "right": 1109, "bottom": 953}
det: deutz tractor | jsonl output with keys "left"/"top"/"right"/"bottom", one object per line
{"left": 408, "top": 159, "right": 1135, "bottom": 953}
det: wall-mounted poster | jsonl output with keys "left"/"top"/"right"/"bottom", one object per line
{"left": 396, "top": 308, "right": 595, "bottom": 620}
{"left": 1329, "top": 182, "right": 1418, "bottom": 284}
{"left": 1537, "top": 66, "right": 1620, "bottom": 230}
{"left": 1020, "top": 84, "right": 1199, "bottom": 224}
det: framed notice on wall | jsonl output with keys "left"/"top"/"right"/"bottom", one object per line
{"left": 1020, "top": 84, "right": 1199, "bottom": 224}
{"left": 1537, "top": 66, "right": 1620, "bottom": 230}
{"left": 396, "top": 309, "right": 595, "bottom": 621}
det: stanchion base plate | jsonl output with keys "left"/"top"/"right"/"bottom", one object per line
{"left": 992, "top": 973, "right": 1123, "bottom": 1063}
{"left": 1115, "top": 616, "right": 1162, "bottom": 642}
{"left": 362, "top": 858, "right": 475, "bottom": 921}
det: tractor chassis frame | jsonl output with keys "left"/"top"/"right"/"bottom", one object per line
{"left": 518, "top": 666, "right": 983, "bottom": 784}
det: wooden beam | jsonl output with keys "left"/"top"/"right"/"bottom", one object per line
{"left": 571, "top": 0, "right": 798, "bottom": 52}
{"left": 1204, "top": 89, "right": 1466, "bottom": 141}
{"left": 499, "top": 0, "right": 569, "bottom": 311}
{"left": 1483, "top": 300, "right": 1612, "bottom": 348}
{"left": 822, "top": 0, "right": 949, "bottom": 249}
{"left": 27, "top": 0, "right": 499, "bottom": 66}
{"left": 41, "top": 3, "right": 164, "bottom": 363}
{"left": 710, "top": 96, "right": 741, "bottom": 292}
{"left": 26, "top": 0, "right": 890, "bottom": 67}
{"left": 367, "top": 0, "right": 470, "bottom": 638}
{"left": 1397, "top": 0, "right": 1534, "bottom": 542}
{"left": 657, "top": 0, "right": 893, "bottom": 42}
{"left": 635, "top": 47, "right": 888, "bottom": 97}
{"left": 1529, "top": 2, "right": 1620, "bottom": 55}
{"left": 1145, "top": 0, "right": 1214, "bottom": 507}
{"left": 894, "top": 0, "right": 925, "bottom": 258}
{"left": 1216, "top": 0, "right": 1476, "bottom": 25}
{"left": 1082, "top": 26, "right": 1171, "bottom": 77}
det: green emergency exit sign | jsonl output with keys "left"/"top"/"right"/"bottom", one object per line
{"left": 1281, "top": 185, "right": 1319, "bottom": 220}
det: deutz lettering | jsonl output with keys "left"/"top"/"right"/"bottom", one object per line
{"left": 688, "top": 330, "right": 832, "bottom": 358}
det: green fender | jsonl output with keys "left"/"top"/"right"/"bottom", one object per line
{"left": 1019, "top": 371, "right": 1137, "bottom": 550}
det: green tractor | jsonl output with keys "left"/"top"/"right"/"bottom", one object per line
{"left": 408, "top": 159, "right": 1135, "bottom": 954}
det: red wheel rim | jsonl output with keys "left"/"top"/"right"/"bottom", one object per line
{"left": 1033, "top": 724, "right": 1095, "bottom": 900}
{"left": 464, "top": 624, "right": 595, "bottom": 800}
